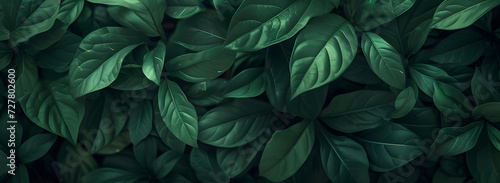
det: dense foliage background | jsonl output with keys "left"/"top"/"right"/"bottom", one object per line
{"left": 1, "top": 0, "right": 500, "bottom": 182}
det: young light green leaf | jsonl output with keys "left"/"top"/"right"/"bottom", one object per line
{"left": 289, "top": 14, "right": 358, "bottom": 99}
{"left": 361, "top": 32, "right": 406, "bottom": 90}
{"left": 69, "top": 27, "right": 149, "bottom": 98}
{"left": 429, "top": 29, "right": 488, "bottom": 65}
{"left": 20, "top": 77, "right": 85, "bottom": 144}
{"left": 142, "top": 41, "right": 166, "bottom": 85}
{"left": 165, "top": 46, "right": 236, "bottom": 83}
{"left": 224, "top": 0, "right": 335, "bottom": 51}
{"left": 320, "top": 90, "right": 396, "bottom": 133}
{"left": 199, "top": 99, "right": 273, "bottom": 147}
{"left": 472, "top": 103, "right": 500, "bottom": 122}
{"left": 431, "top": 121, "right": 484, "bottom": 156}
{"left": 353, "top": 123, "right": 424, "bottom": 172}
{"left": 128, "top": 100, "right": 153, "bottom": 145}
{"left": 166, "top": 0, "right": 206, "bottom": 19}
{"left": 170, "top": 10, "right": 228, "bottom": 51}
{"left": 432, "top": 0, "right": 500, "bottom": 30}
{"left": 224, "top": 67, "right": 266, "bottom": 98}
{"left": 471, "top": 68, "right": 500, "bottom": 105}
{"left": 466, "top": 133, "right": 500, "bottom": 182}
{"left": 259, "top": 120, "right": 315, "bottom": 182}
{"left": 433, "top": 81, "right": 474, "bottom": 121}
{"left": 317, "top": 126, "right": 369, "bottom": 183}
{"left": 19, "top": 133, "right": 57, "bottom": 164}
{"left": 158, "top": 79, "right": 199, "bottom": 147}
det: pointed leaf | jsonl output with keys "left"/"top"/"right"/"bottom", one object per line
{"left": 142, "top": 41, "right": 166, "bottom": 85}
{"left": 431, "top": 121, "right": 484, "bottom": 156}
{"left": 432, "top": 0, "right": 500, "bottom": 30}
{"left": 224, "top": 67, "right": 266, "bottom": 98}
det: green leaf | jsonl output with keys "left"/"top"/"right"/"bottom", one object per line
{"left": 431, "top": 121, "right": 484, "bottom": 156}
{"left": 166, "top": 0, "right": 206, "bottom": 19}
{"left": 392, "top": 82, "right": 418, "bottom": 118}
{"left": 353, "top": 123, "right": 424, "bottom": 172}
{"left": 165, "top": 46, "right": 236, "bottom": 83}
{"left": 19, "top": 133, "right": 57, "bottom": 164}
{"left": 409, "top": 64, "right": 458, "bottom": 97}
{"left": 57, "top": 143, "right": 99, "bottom": 182}
{"left": 224, "top": 67, "right": 266, "bottom": 98}
{"left": 289, "top": 14, "right": 357, "bottom": 99}
{"left": 361, "top": 32, "right": 406, "bottom": 90}
{"left": 487, "top": 123, "right": 500, "bottom": 152}
{"left": 433, "top": 81, "right": 474, "bottom": 121}
{"left": 432, "top": 168, "right": 467, "bottom": 183}
{"left": 109, "top": 68, "right": 155, "bottom": 91}
{"left": 69, "top": 27, "right": 149, "bottom": 98}
{"left": 320, "top": 90, "right": 396, "bottom": 133}
{"left": 57, "top": 0, "right": 85, "bottom": 24}
{"left": 472, "top": 103, "right": 500, "bottom": 122}
{"left": 190, "top": 148, "right": 230, "bottom": 183}
{"left": 134, "top": 136, "right": 157, "bottom": 171}
{"left": 395, "top": 107, "right": 441, "bottom": 140}
{"left": 128, "top": 100, "right": 153, "bottom": 145}
{"left": 341, "top": 55, "right": 383, "bottom": 85}
{"left": 158, "top": 79, "right": 199, "bottom": 147}
{"left": 170, "top": 10, "right": 228, "bottom": 51}
{"left": 11, "top": 164, "right": 29, "bottom": 183}
{"left": 259, "top": 120, "right": 315, "bottom": 182}
{"left": 0, "top": 42, "right": 12, "bottom": 70}
{"left": 36, "top": 32, "right": 83, "bottom": 73}
{"left": 199, "top": 99, "right": 273, "bottom": 147}
{"left": 20, "top": 77, "right": 85, "bottom": 144}
{"left": 82, "top": 168, "right": 146, "bottom": 183}
{"left": 265, "top": 43, "right": 292, "bottom": 110}
{"left": 96, "top": 131, "right": 131, "bottom": 155}
{"left": 466, "top": 133, "right": 500, "bottom": 182}
{"left": 153, "top": 150, "right": 182, "bottom": 179}
{"left": 217, "top": 129, "right": 271, "bottom": 178}
{"left": 471, "top": 68, "right": 500, "bottom": 104}
{"left": 224, "top": 0, "right": 335, "bottom": 51}
{"left": 15, "top": 53, "right": 38, "bottom": 99}
{"left": 142, "top": 41, "right": 166, "bottom": 85}
{"left": 317, "top": 126, "right": 369, "bottom": 183}
{"left": 429, "top": 29, "right": 488, "bottom": 65}
{"left": 286, "top": 85, "right": 328, "bottom": 119}
{"left": 84, "top": 91, "right": 129, "bottom": 154}
{"left": 0, "top": 0, "right": 60, "bottom": 47}
{"left": 185, "top": 79, "right": 229, "bottom": 106}
{"left": 432, "top": 0, "right": 500, "bottom": 30}
{"left": 153, "top": 108, "right": 185, "bottom": 153}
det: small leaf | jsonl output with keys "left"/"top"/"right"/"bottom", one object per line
{"left": 392, "top": 83, "right": 418, "bottom": 118}
{"left": 472, "top": 103, "right": 500, "bottom": 122}
{"left": 433, "top": 81, "right": 474, "bottom": 121}
{"left": 486, "top": 123, "right": 500, "bottom": 152}
{"left": 409, "top": 64, "right": 457, "bottom": 97}
{"left": 471, "top": 68, "right": 500, "bottom": 105}
{"left": 431, "top": 121, "right": 484, "bottom": 156}
{"left": 361, "top": 32, "right": 406, "bottom": 90}
{"left": 259, "top": 120, "right": 315, "bottom": 182}
{"left": 128, "top": 100, "right": 153, "bottom": 145}
{"left": 158, "top": 79, "right": 199, "bottom": 147}
{"left": 19, "top": 133, "right": 57, "bottom": 164}
{"left": 57, "top": 0, "right": 85, "bottom": 25}
{"left": 153, "top": 150, "right": 182, "bottom": 179}
{"left": 166, "top": 0, "right": 206, "bottom": 19}
{"left": 432, "top": 0, "right": 500, "bottom": 30}
{"left": 142, "top": 41, "right": 166, "bottom": 85}
{"left": 224, "top": 67, "right": 266, "bottom": 98}
{"left": 320, "top": 90, "right": 396, "bottom": 133}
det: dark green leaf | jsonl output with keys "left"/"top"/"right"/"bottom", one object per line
{"left": 57, "top": 0, "right": 85, "bottom": 25}
{"left": 431, "top": 121, "right": 484, "bottom": 156}
{"left": 409, "top": 64, "right": 457, "bottom": 97}
{"left": 185, "top": 79, "right": 229, "bottom": 106}
{"left": 165, "top": 0, "right": 206, "bottom": 19}
{"left": 153, "top": 150, "right": 182, "bottom": 179}
{"left": 69, "top": 27, "right": 149, "bottom": 98}
{"left": 82, "top": 168, "right": 146, "bottom": 183}
{"left": 0, "top": 41, "right": 12, "bottom": 71}
{"left": 224, "top": 67, "right": 266, "bottom": 98}
{"left": 154, "top": 108, "right": 185, "bottom": 153}
{"left": 466, "top": 133, "right": 500, "bottom": 182}
{"left": 289, "top": 14, "right": 357, "bottom": 98}
{"left": 165, "top": 46, "right": 236, "bottom": 83}
{"left": 259, "top": 120, "right": 315, "bottom": 182}
{"left": 190, "top": 148, "right": 230, "bottom": 183}
{"left": 487, "top": 123, "right": 500, "bottom": 151}
{"left": 392, "top": 82, "right": 418, "bottom": 118}
{"left": 432, "top": 81, "right": 474, "bottom": 121}
{"left": 286, "top": 85, "right": 328, "bottom": 120}
{"left": 317, "top": 126, "right": 369, "bottom": 183}
{"left": 432, "top": 168, "right": 467, "bottom": 183}
{"left": 36, "top": 32, "right": 82, "bottom": 73}
{"left": 142, "top": 41, "right": 166, "bottom": 85}
{"left": 361, "top": 32, "right": 406, "bottom": 90}
{"left": 395, "top": 107, "right": 441, "bottom": 140}
{"left": 432, "top": 0, "right": 500, "bottom": 30}
{"left": 199, "top": 99, "right": 273, "bottom": 147}
{"left": 353, "top": 123, "right": 424, "bottom": 172}
{"left": 170, "top": 10, "right": 228, "bottom": 51}
{"left": 15, "top": 53, "right": 38, "bottom": 99}
{"left": 320, "top": 90, "right": 396, "bottom": 133}
{"left": 224, "top": 0, "right": 335, "bottom": 51}
{"left": 96, "top": 131, "right": 131, "bottom": 155}
{"left": 158, "top": 79, "right": 199, "bottom": 147}
{"left": 133, "top": 136, "right": 157, "bottom": 170}
{"left": 472, "top": 103, "right": 500, "bottom": 122}
{"left": 429, "top": 29, "right": 488, "bottom": 65}
{"left": 265, "top": 43, "right": 292, "bottom": 110}
{"left": 342, "top": 55, "right": 383, "bottom": 85}
{"left": 128, "top": 100, "right": 153, "bottom": 145}
{"left": 19, "top": 133, "right": 57, "bottom": 163}
{"left": 471, "top": 68, "right": 500, "bottom": 104}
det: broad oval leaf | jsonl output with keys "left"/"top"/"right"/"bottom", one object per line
{"left": 429, "top": 29, "right": 488, "bottom": 65}
{"left": 170, "top": 10, "right": 228, "bottom": 51}
{"left": 289, "top": 14, "right": 358, "bottom": 99}
{"left": 224, "top": 67, "right": 266, "bottom": 98}
{"left": 319, "top": 90, "right": 396, "bottom": 133}
{"left": 20, "top": 77, "right": 85, "bottom": 144}
{"left": 392, "top": 83, "right": 418, "bottom": 118}
{"left": 224, "top": 0, "right": 335, "bottom": 51}
{"left": 259, "top": 120, "right": 315, "bottom": 182}
{"left": 317, "top": 126, "right": 369, "bottom": 183}
{"left": 165, "top": 46, "right": 236, "bottom": 83}
{"left": 433, "top": 81, "right": 474, "bottom": 121}
{"left": 199, "top": 99, "right": 273, "bottom": 147}
{"left": 166, "top": 0, "right": 206, "bottom": 19}
{"left": 432, "top": 0, "right": 500, "bottom": 30}
{"left": 472, "top": 103, "right": 500, "bottom": 122}
{"left": 69, "top": 27, "right": 149, "bottom": 98}
{"left": 431, "top": 121, "right": 484, "bottom": 156}
{"left": 361, "top": 32, "right": 406, "bottom": 90}
{"left": 158, "top": 79, "right": 199, "bottom": 147}
{"left": 19, "top": 133, "right": 57, "bottom": 164}
{"left": 142, "top": 41, "right": 166, "bottom": 85}
{"left": 353, "top": 123, "right": 424, "bottom": 172}
{"left": 128, "top": 100, "right": 153, "bottom": 145}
